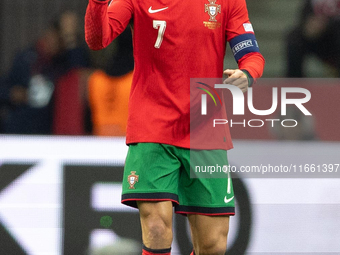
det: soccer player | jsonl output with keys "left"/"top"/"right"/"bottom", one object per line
{"left": 85, "top": 0, "right": 265, "bottom": 254}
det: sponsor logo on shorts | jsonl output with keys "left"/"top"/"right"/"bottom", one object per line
{"left": 224, "top": 195, "right": 234, "bottom": 204}
{"left": 127, "top": 171, "right": 139, "bottom": 189}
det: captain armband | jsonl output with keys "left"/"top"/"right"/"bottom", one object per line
{"left": 229, "top": 33, "right": 260, "bottom": 62}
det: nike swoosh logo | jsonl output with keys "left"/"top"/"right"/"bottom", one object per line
{"left": 148, "top": 6, "right": 168, "bottom": 13}
{"left": 224, "top": 196, "right": 234, "bottom": 204}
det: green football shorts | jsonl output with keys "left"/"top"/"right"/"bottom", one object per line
{"left": 121, "top": 143, "right": 235, "bottom": 215}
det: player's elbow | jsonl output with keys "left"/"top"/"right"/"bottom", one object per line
{"left": 84, "top": 16, "right": 106, "bottom": 50}
{"left": 85, "top": 34, "right": 105, "bottom": 51}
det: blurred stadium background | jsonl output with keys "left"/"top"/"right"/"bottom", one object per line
{"left": 0, "top": 0, "right": 340, "bottom": 255}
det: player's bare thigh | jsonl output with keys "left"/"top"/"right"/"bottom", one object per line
{"left": 137, "top": 201, "right": 173, "bottom": 249}
{"left": 188, "top": 214, "right": 230, "bottom": 255}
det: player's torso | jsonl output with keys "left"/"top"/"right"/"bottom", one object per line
{"left": 126, "top": 0, "right": 232, "bottom": 147}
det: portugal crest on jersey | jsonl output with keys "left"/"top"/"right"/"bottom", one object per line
{"left": 128, "top": 171, "right": 139, "bottom": 189}
{"left": 205, "top": 0, "right": 221, "bottom": 22}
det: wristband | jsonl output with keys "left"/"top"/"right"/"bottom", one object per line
{"left": 240, "top": 69, "right": 254, "bottom": 87}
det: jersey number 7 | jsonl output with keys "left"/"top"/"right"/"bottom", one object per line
{"left": 153, "top": 20, "right": 166, "bottom": 48}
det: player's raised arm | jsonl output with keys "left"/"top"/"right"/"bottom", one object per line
{"left": 225, "top": 0, "right": 265, "bottom": 86}
{"left": 85, "top": 0, "right": 133, "bottom": 50}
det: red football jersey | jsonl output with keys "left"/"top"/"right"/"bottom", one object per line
{"left": 85, "top": 0, "right": 264, "bottom": 149}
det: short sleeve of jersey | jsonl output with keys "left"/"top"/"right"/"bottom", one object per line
{"left": 225, "top": 0, "right": 252, "bottom": 41}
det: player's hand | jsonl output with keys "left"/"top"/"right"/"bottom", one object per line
{"left": 223, "top": 69, "right": 248, "bottom": 93}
